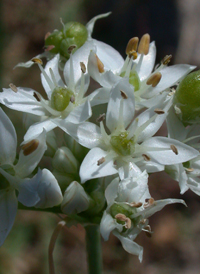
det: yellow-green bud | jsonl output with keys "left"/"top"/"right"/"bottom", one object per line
{"left": 120, "top": 70, "right": 140, "bottom": 91}
{"left": 51, "top": 87, "right": 74, "bottom": 111}
{"left": 173, "top": 70, "right": 200, "bottom": 125}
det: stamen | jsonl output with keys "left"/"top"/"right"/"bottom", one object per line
{"left": 9, "top": 83, "right": 18, "bottom": 93}
{"left": 44, "top": 32, "right": 51, "bottom": 40}
{"left": 126, "top": 37, "right": 139, "bottom": 59}
{"left": 33, "top": 92, "right": 41, "bottom": 102}
{"left": 97, "top": 157, "right": 105, "bottom": 166}
{"left": 144, "top": 197, "right": 155, "bottom": 208}
{"left": 120, "top": 90, "right": 128, "bottom": 99}
{"left": 68, "top": 45, "right": 77, "bottom": 55}
{"left": 125, "top": 217, "right": 131, "bottom": 229}
{"left": 115, "top": 213, "right": 127, "bottom": 221}
{"left": 139, "top": 219, "right": 147, "bottom": 225}
{"left": 154, "top": 108, "right": 165, "bottom": 114}
{"left": 130, "top": 202, "right": 143, "bottom": 208}
{"left": 143, "top": 225, "right": 152, "bottom": 237}
{"left": 49, "top": 68, "right": 58, "bottom": 87}
{"left": 142, "top": 154, "right": 151, "bottom": 161}
{"left": 96, "top": 113, "right": 106, "bottom": 123}
{"left": 162, "top": 54, "right": 172, "bottom": 65}
{"left": 170, "top": 144, "right": 178, "bottom": 155}
{"left": 185, "top": 167, "right": 194, "bottom": 173}
{"left": 31, "top": 58, "right": 43, "bottom": 65}
{"left": 21, "top": 139, "right": 39, "bottom": 156}
{"left": 138, "top": 34, "right": 150, "bottom": 55}
{"left": 95, "top": 54, "right": 104, "bottom": 73}
{"left": 70, "top": 96, "right": 75, "bottom": 103}
{"left": 146, "top": 72, "right": 162, "bottom": 87}
{"left": 80, "top": 62, "right": 86, "bottom": 73}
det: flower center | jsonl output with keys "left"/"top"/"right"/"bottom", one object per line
{"left": 120, "top": 70, "right": 140, "bottom": 92}
{"left": 51, "top": 87, "right": 74, "bottom": 111}
{"left": 110, "top": 131, "right": 135, "bottom": 156}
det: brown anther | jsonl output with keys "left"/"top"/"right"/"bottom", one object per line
{"left": 144, "top": 197, "right": 155, "bottom": 208}
{"left": 120, "top": 90, "right": 128, "bottom": 99}
{"left": 80, "top": 62, "right": 86, "bottom": 73}
{"left": 162, "top": 54, "right": 172, "bottom": 65}
{"left": 45, "top": 45, "right": 55, "bottom": 52}
{"left": 138, "top": 34, "right": 150, "bottom": 55}
{"left": 154, "top": 108, "right": 165, "bottom": 115}
{"left": 142, "top": 154, "right": 151, "bottom": 161}
{"left": 70, "top": 96, "right": 75, "bottom": 103}
{"left": 95, "top": 54, "right": 104, "bottom": 73}
{"left": 44, "top": 32, "right": 51, "bottom": 40}
{"left": 97, "top": 157, "right": 105, "bottom": 166}
{"left": 130, "top": 202, "right": 143, "bottom": 208}
{"left": 170, "top": 144, "right": 178, "bottom": 155}
{"left": 128, "top": 50, "right": 138, "bottom": 60}
{"left": 126, "top": 37, "right": 139, "bottom": 55}
{"left": 33, "top": 92, "right": 41, "bottom": 102}
{"left": 115, "top": 213, "right": 127, "bottom": 222}
{"left": 144, "top": 225, "right": 152, "bottom": 237}
{"left": 139, "top": 219, "right": 147, "bottom": 225}
{"left": 146, "top": 72, "right": 162, "bottom": 87}
{"left": 185, "top": 167, "right": 194, "bottom": 173}
{"left": 9, "top": 83, "right": 18, "bottom": 93}
{"left": 31, "top": 58, "right": 43, "bottom": 65}
{"left": 125, "top": 218, "right": 132, "bottom": 229}
{"left": 96, "top": 113, "right": 106, "bottom": 123}
{"left": 21, "top": 139, "right": 39, "bottom": 156}
{"left": 68, "top": 45, "right": 77, "bottom": 54}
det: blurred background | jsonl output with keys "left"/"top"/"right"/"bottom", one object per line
{"left": 1, "top": 0, "right": 200, "bottom": 273}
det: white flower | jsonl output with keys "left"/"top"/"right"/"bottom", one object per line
{"left": 166, "top": 107, "right": 200, "bottom": 195}
{"left": 87, "top": 34, "right": 195, "bottom": 109}
{"left": 100, "top": 170, "right": 186, "bottom": 261}
{"left": 0, "top": 53, "right": 92, "bottom": 140}
{"left": 60, "top": 78, "right": 198, "bottom": 183}
{"left": 0, "top": 107, "right": 62, "bottom": 245}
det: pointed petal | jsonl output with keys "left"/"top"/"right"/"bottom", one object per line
{"left": 65, "top": 100, "right": 92, "bottom": 124}
{"left": 0, "top": 189, "right": 18, "bottom": 246}
{"left": 113, "top": 231, "right": 143, "bottom": 262}
{"left": 0, "top": 108, "right": 17, "bottom": 165}
{"left": 142, "top": 136, "right": 199, "bottom": 165}
{"left": 106, "top": 78, "right": 135, "bottom": 132}
{"left": 80, "top": 148, "right": 118, "bottom": 183}
{"left": 86, "top": 12, "right": 111, "bottom": 38}
{"left": 0, "top": 87, "right": 46, "bottom": 116}
{"left": 105, "top": 178, "right": 119, "bottom": 205}
{"left": 100, "top": 212, "right": 119, "bottom": 241}
{"left": 15, "top": 130, "right": 47, "bottom": 177}
{"left": 88, "top": 87, "right": 110, "bottom": 106}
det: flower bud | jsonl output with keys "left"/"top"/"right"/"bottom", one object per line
{"left": 52, "top": 146, "right": 79, "bottom": 174}
{"left": 45, "top": 21, "right": 88, "bottom": 60}
{"left": 173, "top": 70, "right": 200, "bottom": 125}
{"left": 61, "top": 181, "right": 90, "bottom": 214}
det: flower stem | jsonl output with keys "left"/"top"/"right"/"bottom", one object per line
{"left": 85, "top": 224, "right": 102, "bottom": 274}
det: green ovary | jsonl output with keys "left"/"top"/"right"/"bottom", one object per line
{"left": 51, "top": 87, "right": 74, "bottom": 111}
{"left": 110, "top": 131, "right": 135, "bottom": 156}
{"left": 120, "top": 70, "right": 140, "bottom": 91}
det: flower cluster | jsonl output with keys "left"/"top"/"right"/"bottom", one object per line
{"left": 1, "top": 13, "right": 200, "bottom": 261}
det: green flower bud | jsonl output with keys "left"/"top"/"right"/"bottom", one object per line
{"left": 51, "top": 87, "right": 74, "bottom": 111}
{"left": 110, "top": 203, "right": 134, "bottom": 218}
{"left": 45, "top": 21, "right": 88, "bottom": 60}
{"left": 110, "top": 131, "right": 135, "bottom": 156}
{"left": 173, "top": 70, "right": 200, "bottom": 125}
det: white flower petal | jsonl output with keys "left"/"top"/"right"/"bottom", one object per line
{"left": 15, "top": 130, "right": 47, "bottom": 177}
{"left": 0, "top": 108, "right": 17, "bottom": 165}
{"left": 80, "top": 148, "right": 118, "bottom": 183}
{"left": 113, "top": 231, "right": 143, "bottom": 262}
{"left": 0, "top": 88, "right": 46, "bottom": 116}
{"left": 88, "top": 87, "right": 110, "bottom": 106}
{"left": 142, "top": 136, "right": 199, "bottom": 165}
{"left": 100, "top": 212, "right": 119, "bottom": 241}
{"left": 105, "top": 177, "right": 120, "bottom": 205}
{"left": 106, "top": 78, "right": 135, "bottom": 132}
{"left": 86, "top": 12, "right": 111, "bottom": 38}
{"left": 0, "top": 189, "right": 18, "bottom": 246}
{"left": 65, "top": 100, "right": 92, "bottom": 124}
